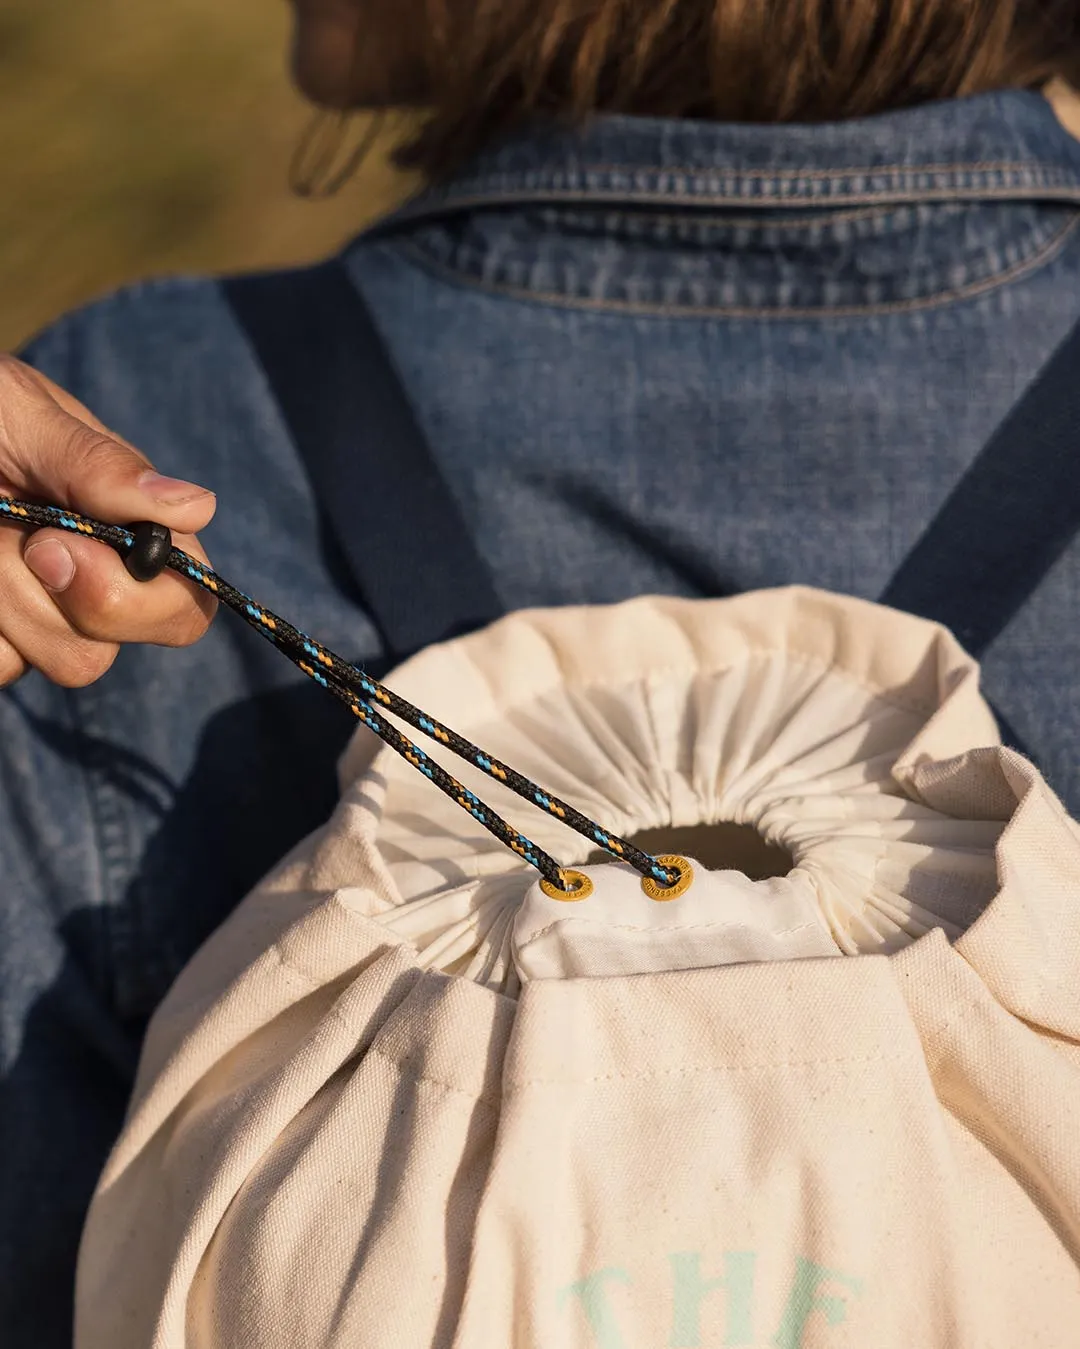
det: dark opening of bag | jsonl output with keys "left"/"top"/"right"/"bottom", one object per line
{"left": 592, "top": 822, "right": 793, "bottom": 881}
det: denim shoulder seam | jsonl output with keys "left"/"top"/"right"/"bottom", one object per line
{"left": 50, "top": 685, "right": 118, "bottom": 999}
{"left": 63, "top": 682, "right": 164, "bottom": 1018}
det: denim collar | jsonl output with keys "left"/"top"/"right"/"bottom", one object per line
{"left": 394, "top": 89, "right": 1080, "bottom": 221}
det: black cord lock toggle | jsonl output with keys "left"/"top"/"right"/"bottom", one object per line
{"left": 125, "top": 521, "right": 173, "bottom": 582}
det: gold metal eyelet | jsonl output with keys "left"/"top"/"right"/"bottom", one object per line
{"left": 539, "top": 869, "right": 594, "bottom": 902}
{"left": 640, "top": 854, "right": 694, "bottom": 902}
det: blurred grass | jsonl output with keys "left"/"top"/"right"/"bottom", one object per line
{"left": 0, "top": 0, "right": 417, "bottom": 350}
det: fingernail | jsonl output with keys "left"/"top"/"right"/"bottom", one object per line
{"left": 25, "top": 539, "right": 75, "bottom": 592}
{"left": 138, "top": 471, "right": 213, "bottom": 505}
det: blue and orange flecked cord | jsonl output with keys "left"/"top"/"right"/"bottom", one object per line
{"left": 0, "top": 496, "right": 683, "bottom": 897}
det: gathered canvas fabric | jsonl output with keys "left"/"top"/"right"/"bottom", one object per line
{"left": 75, "top": 587, "right": 1080, "bottom": 1349}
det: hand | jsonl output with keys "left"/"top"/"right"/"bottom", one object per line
{"left": 0, "top": 353, "right": 218, "bottom": 688}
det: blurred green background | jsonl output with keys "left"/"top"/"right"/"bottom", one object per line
{"left": 0, "top": 0, "right": 415, "bottom": 350}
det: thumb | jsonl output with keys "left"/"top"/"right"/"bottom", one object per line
{"left": 0, "top": 355, "right": 216, "bottom": 535}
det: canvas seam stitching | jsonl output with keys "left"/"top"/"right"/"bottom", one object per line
{"left": 507, "top": 1048, "right": 892, "bottom": 1089}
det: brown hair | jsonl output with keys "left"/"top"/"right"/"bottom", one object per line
{"left": 397, "top": 0, "right": 1080, "bottom": 176}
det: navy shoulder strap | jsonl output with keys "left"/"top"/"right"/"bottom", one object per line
{"left": 224, "top": 259, "right": 1079, "bottom": 715}
{"left": 222, "top": 259, "right": 504, "bottom": 662}
{"left": 881, "top": 315, "right": 1080, "bottom": 658}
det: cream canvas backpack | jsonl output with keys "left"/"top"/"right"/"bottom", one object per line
{"left": 76, "top": 587, "right": 1080, "bottom": 1349}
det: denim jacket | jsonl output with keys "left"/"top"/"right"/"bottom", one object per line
{"left": 4, "top": 87, "right": 1080, "bottom": 1344}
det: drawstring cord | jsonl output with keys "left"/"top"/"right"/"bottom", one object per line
{"left": 0, "top": 497, "right": 681, "bottom": 895}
